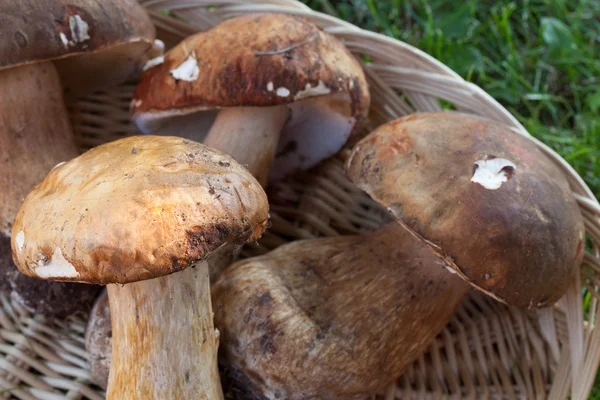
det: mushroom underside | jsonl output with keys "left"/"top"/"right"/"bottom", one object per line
{"left": 134, "top": 92, "right": 354, "bottom": 183}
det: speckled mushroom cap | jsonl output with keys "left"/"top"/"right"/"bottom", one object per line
{"left": 10, "top": 136, "right": 269, "bottom": 285}
{"left": 1, "top": 0, "right": 156, "bottom": 93}
{"left": 131, "top": 13, "right": 369, "bottom": 181}
{"left": 346, "top": 112, "right": 585, "bottom": 308}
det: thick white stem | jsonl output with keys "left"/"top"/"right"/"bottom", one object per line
{"left": 203, "top": 106, "right": 289, "bottom": 186}
{"left": 106, "top": 260, "right": 223, "bottom": 400}
{"left": 0, "top": 61, "right": 78, "bottom": 234}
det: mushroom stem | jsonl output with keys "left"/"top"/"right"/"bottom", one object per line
{"left": 107, "top": 259, "right": 223, "bottom": 400}
{"left": 214, "top": 222, "right": 471, "bottom": 399}
{"left": 0, "top": 61, "right": 78, "bottom": 235}
{"left": 203, "top": 106, "right": 289, "bottom": 186}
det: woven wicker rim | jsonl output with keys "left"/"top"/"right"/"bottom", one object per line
{"left": 1, "top": 1, "right": 599, "bottom": 399}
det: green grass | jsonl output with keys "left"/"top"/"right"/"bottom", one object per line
{"left": 303, "top": 0, "right": 600, "bottom": 199}
{"left": 301, "top": 0, "right": 600, "bottom": 394}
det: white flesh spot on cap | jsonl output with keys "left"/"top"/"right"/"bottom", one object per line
{"left": 152, "top": 39, "right": 165, "bottom": 55}
{"left": 266, "top": 82, "right": 274, "bottom": 92}
{"left": 35, "top": 247, "right": 80, "bottom": 278}
{"left": 15, "top": 231, "right": 25, "bottom": 251}
{"left": 170, "top": 54, "right": 200, "bottom": 82}
{"left": 294, "top": 80, "right": 331, "bottom": 101}
{"left": 143, "top": 56, "right": 165, "bottom": 71}
{"left": 59, "top": 32, "right": 69, "bottom": 48}
{"left": 69, "top": 15, "right": 90, "bottom": 44}
{"left": 276, "top": 87, "right": 290, "bottom": 97}
{"left": 471, "top": 157, "right": 516, "bottom": 190}
{"left": 52, "top": 161, "right": 66, "bottom": 170}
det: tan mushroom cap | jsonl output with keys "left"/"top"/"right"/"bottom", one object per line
{"left": 132, "top": 13, "right": 369, "bottom": 180}
{"left": 346, "top": 112, "right": 585, "bottom": 308}
{"left": 11, "top": 136, "right": 269, "bottom": 285}
{"left": 1, "top": 0, "right": 156, "bottom": 93}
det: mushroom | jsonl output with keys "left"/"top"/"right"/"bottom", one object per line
{"left": 346, "top": 112, "right": 586, "bottom": 308}
{"left": 85, "top": 290, "right": 111, "bottom": 390}
{"left": 213, "top": 223, "right": 469, "bottom": 399}
{"left": 1, "top": 0, "right": 158, "bottom": 95}
{"left": 131, "top": 13, "right": 369, "bottom": 186}
{"left": 11, "top": 136, "right": 269, "bottom": 399}
{"left": 0, "top": 0, "right": 157, "bottom": 314}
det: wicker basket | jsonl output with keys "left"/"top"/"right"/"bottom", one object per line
{"left": 2, "top": 1, "right": 600, "bottom": 399}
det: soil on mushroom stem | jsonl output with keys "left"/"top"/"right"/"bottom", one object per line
{"left": 1, "top": 234, "right": 102, "bottom": 318}
{"left": 0, "top": 235, "right": 12, "bottom": 293}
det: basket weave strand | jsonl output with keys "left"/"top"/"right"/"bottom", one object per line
{"left": 2, "top": 1, "right": 600, "bottom": 399}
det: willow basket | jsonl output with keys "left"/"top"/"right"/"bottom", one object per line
{"left": 2, "top": 1, "right": 600, "bottom": 399}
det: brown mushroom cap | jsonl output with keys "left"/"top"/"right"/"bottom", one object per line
{"left": 1, "top": 0, "right": 156, "bottom": 93}
{"left": 132, "top": 13, "right": 369, "bottom": 181}
{"left": 213, "top": 223, "right": 468, "bottom": 400}
{"left": 11, "top": 136, "right": 269, "bottom": 285}
{"left": 85, "top": 290, "right": 111, "bottom": 390}
{"left": 346, "top": 112, "right": 585, "bottom": 308}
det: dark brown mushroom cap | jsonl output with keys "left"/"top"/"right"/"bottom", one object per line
{"left": 346, "top": 112, "right": 585, "bottom": 308}
{"left": 11, "top": 136, "right": 269, "bottom": 285}
{"left": 1, "top": 0, "right": 156, "bottom": 93}
{"left": 131, "top": 13, "right": 369, "bottom": 181}
{"left": 213, "top": 224, "right": 468, "bottom": 400}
